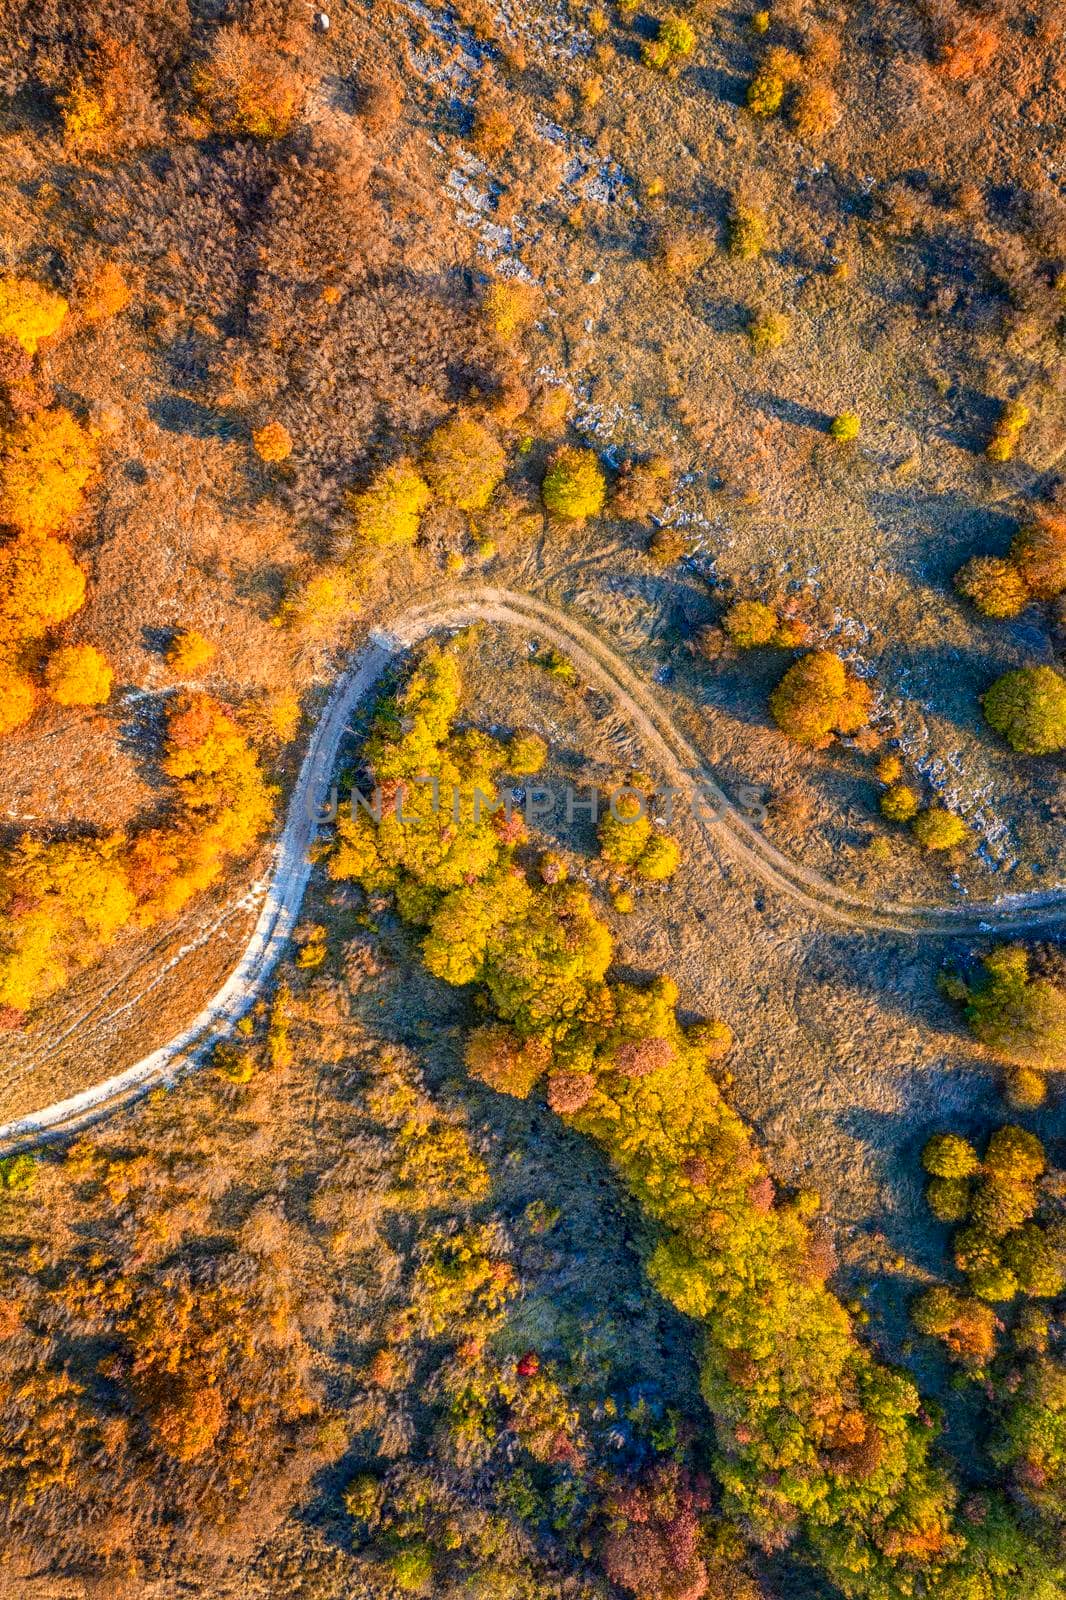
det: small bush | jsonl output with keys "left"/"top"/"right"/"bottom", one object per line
{"left": 723, "top": 599, "right": 778, "bottom": 648}
{"left": 961, "top": 945, "right": 1066, "bottom": 1070}
{"left": 880, "top": 783, "right": 920, "bottom": 823}
{"left": 911, "top": 1286, "right": 998, "bottom": 1367}
{"left": 0, "top": 276, "right": 68, "bottom": 356}
{"left": 482, "top": 278, "right": 539, "bottom": 343}
{"left": 746, "top": 66, "right": 785, "bottom": 115}
{"left": 829, "top": 410, "right": 860, "bottom": 442}
{"left": 634, "top": 832, "right": 680, "bottom": 881}
{"left": 1010, "top": 511, "right": 1066, "bottom": 600}
{"left": 348, "top": 459, "right": 431, "bottom": 547}
{"left": 45, "top": 643, "right": 113, "bottom": 707}
{"left": 388, "top": 1543, "right": 434, "bottom": 1594}
{"left": 790, "top": 82, "right": 841, "bottom": 142}
{"left": 769, "top": 650, "right": 872, "bottom": 747}
{"left": 748, "top": 307, "right": 790, "bottom": 353}
{"left": 193, "top": 26, "right": 304, "bottom": 139}
{"left": 875, "top": 753, "right": 903, "bottom": 784}
{"left": 77, "top": 261, "right": 132, "bottom": 325}
{"left": 728, "top": 199, "right": 768, "bottom": 259}
{"left": 0, "top": 407, "right": 97, "bottom": 537}
{"left": 507, "top": 731, "right": 548, "bottom": 776}
{"left": 167, "top": 629, "right": 216, "bottom": 675}
{"left": 252, "top": 420, "right": 292, "bottom": 463}
{"left": 641, "top": 14, "right": 696, "bottom": 70}
{"left": 542, "top": 447, "right": 606, "bottom": 520}
{"left": 1004, "top": 1065, "right": 1047, "bottom": 1110}
{"left": 982, "top": 665, "right": 1066, "bottom": 754}
{"left": 954, "top": 555, "right": 1029, "bottom": 619}
{"left": 911, "top": 806, "right": 969, "bottom": 853}
{"left": 611, "top": 456, "right": 673, "bottom": 520}
{"left": 422, "top": 417, "right": 506, "bottom": 513}
{"left": 986, "top": 399, "right": 1029, "bottom": 463}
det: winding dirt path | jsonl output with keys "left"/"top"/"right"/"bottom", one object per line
{"left": 2, "top": 585, "right": 1064, "bottom": 1152}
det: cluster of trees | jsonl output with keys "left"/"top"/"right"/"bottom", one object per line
{"left": 0, "top": 274, "right": 117, "bottom": 736}
{"left": 943, "top": 943, "right": 1066, "bottom": 1106}
{"left": 0, "top": 690, "right": 274, "bottom": 1018}
{"left": 912, "top": 1126, "right": 1066, "bottom": 1539}
{"left": 328, "top": 647, "right": 1064, "bottom": 1599}
{"left": 918, "top": 1126, "right": 1063, "bottom": 1304}
{"left": 955, "top": 509, "right": 1066, "bottom": 620}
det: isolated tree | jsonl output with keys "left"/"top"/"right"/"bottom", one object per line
{"left": 982, "top": 665, "right": 1066, "bottom": 754}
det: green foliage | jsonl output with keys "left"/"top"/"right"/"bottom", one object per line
{"left": 728, "top": 199, "right": 768, "bottom": 259}
{"left": 926, "top": 1177, "right": 972, "bottom": 1223}
{"left": 722, "top": 598, "right": 777, "bottom": 648}
{"left": 911, "top": 806, "right": 969, "bottom": 853}
{"left": 388, "top": 1542, "right": 435, "bottom": 1593}
{"left": 641, "top": 14, "right": 696, "bottom": 70}
{"left": 982, "top": 665, "right": 1066, "bottom": 754}
{"left": 880, "top": 783, "right": 920, "bottom": 824}
{"left": 541, "top": 447, "right": 606, "bottom": 520}
{"left": 748, "top": 307, "right": 790, "bottom": 352}
{"left": 991, "top": 1356, "right": 1066, "bottom": 1524}
{"left": 746, "top": 66, "right": 784, "bottom": 115}
{"left": 922, "top": 1133, "right": 979, "bottom": 1180}
{"left": 598, "top": 791, "right": 681, "bottom": 881}
{"left": 327, "top": 650, "right": 1065, "bottom": 1600}
{"left": 0, "top": 1151, "right": 36, "bottom": 1192}
{"left": 959, "top": 945, "right": 1066, "bottom": 1070}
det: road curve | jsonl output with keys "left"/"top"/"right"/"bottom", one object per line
{"left": 2, "top": 585, "right": 1064, "bottom": 1153}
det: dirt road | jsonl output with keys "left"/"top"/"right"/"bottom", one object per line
{"left": 2, "top": 586, "right": 1062, "bottom": 1152}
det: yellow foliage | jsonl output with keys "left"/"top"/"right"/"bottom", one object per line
{"left": 45, "top": 643, "right": 113, "bottom": 707}
{"left": 0, "top": 834, "right": 136, "bottom": 1012}
{"left": 0, "top": 669, "right": 35, "bottom": 735}
{"left": 483, "top": 278, "right": 540, "bottom": 343}
{"left": 0, "top": 276, "right": 68, "bottom": 356}
{"left": 347, "top": 460, "right": 431, "bottom": 547}
{"left": 166, "top": 628, "right": 215, "bottom": 675}
{"left": 0, "top": 534, "right": 87, "bottom": 657}
{"left": 421, "top": 417, "right": 506, "bottom": 513}
{"left": 0, "top": 408, "right": 97, "bottom": 538}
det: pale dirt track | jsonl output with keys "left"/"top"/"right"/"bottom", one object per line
{"left": 2, "top": 586, "right": 1064, "bottom": 1153}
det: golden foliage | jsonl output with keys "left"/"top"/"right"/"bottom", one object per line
{"left": 0, "top": 276, "right": 68, "bottom": 356}
{"left": 44, "top": 642, "right": 113, "bottom": 707}
{"left": 0, "top": 408, "right": 97, "bottom": 538}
